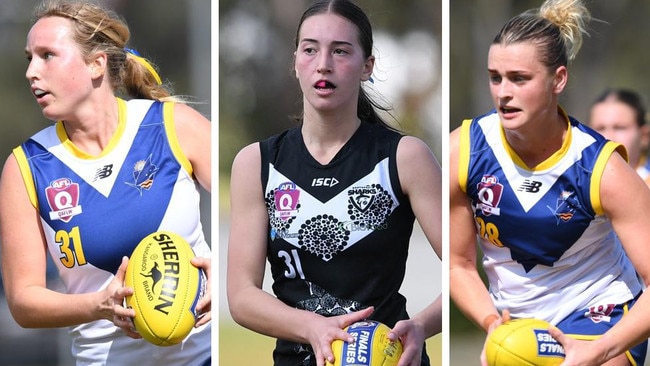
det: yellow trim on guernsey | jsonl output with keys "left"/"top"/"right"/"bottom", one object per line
{"left": 457, "top": 119, "right": 472, "bottom": 193}
{"left": 562, "top": 301, "right": 636, "bottom": 366}
{"left": 501, "top": 108, "right": 573, "bottom": 171}
{"left": 163, "top": 102, "right": 193, "bottom": 177}
{"left": 12, "top": 146, "right": 38, "bottom": 208}
{"left": 590, "top": 141, "right": 626, "bottom": 216}
{"left": 55, "top": 98, "right": 128, "bottom": 159}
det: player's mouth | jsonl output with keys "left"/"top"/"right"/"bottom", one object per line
{"left": 500, "top": 106, "right": 521, "bottom": 117}
{"left": 314, "top": 79, "right": 336, "bottom": 90}
{"left": 32, "top": 87, "right": 50, "bottom": 100}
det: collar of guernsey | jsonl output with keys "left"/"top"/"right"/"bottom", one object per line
{"left": 11, "top": 97, "right": 193, "bottom": 208}
{"left": 456, "top": 105, "right": 626, "bottom": 216}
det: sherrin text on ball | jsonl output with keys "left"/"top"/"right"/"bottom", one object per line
{"left": 124, "top": 231, "right": 206, "bottom": 346}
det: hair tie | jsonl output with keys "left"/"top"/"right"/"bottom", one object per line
{"left": 124, "top": 47, "right": 162, "bottom": 85}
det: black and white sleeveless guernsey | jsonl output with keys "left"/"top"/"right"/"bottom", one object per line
{"left": 260, "top": 122, "right": 430, "bottom": 366}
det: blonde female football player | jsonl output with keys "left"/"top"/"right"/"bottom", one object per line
{"left": 0, "top": 1, "right": 211, "bottom": 364}
{"left": 227, "top": 1, "right": 442, "bottom": 365}
{"left": 449, "top": 0, "right": 650, "bottom": 365}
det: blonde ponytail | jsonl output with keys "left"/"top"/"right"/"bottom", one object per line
{"left": 539, "top": 0, "right": 591, "bottom": 62}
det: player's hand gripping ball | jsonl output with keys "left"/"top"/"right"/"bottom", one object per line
{"left": 485, "top": 318, "right": 565, "bottom": 366}
{"left": 124, "top": 231, "right": 206, "bottom": 346}
{"left": 326, "top": 320, "right": 403, "bottom": 366}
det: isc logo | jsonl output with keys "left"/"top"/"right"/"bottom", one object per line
{"left": 312, "top": 177, "right": 339, "bottom": 187}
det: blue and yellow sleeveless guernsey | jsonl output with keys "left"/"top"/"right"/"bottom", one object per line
{"left": 458, "top": 108, "right": 643, "bottom": 325}
{"left": 14, "top": 98, "right": 210, "bottom": 365}
{"left": 260, "top": 123, "right": 429, "bottom": 366}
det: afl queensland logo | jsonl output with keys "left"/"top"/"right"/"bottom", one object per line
{"left": 476, "top": 175, "right": 503, "bottom": 216}
{"left": 274, "top": 182, "right": 300, "bottom": 220}
{"left": 45, "top": 178, "right": 83, "bottom": 222}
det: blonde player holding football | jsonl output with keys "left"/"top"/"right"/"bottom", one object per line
{"left": 449, "top": 0, "right": 650, "bottom": 365}
{"left": 0, "top": 1, "right": 211, "bottom": 364}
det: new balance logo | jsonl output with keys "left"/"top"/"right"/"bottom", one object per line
{"left": 518, "top": 179, "right": 542, "bottom": 193}
{"left": 94, "top": 164, "right": 114, "bottom": 181}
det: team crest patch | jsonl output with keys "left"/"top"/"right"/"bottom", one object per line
{"left": 46, "top": 177, "right": 83, "bottom": 222}
{"left": 346, "top": 183, "right": 394, "bottom": 232}
{"left": 125, "top": 154, "right": 159, "bottom": 194}
{"left": 476, "top": 175, "right": 503, "bottom": 216}
{"left": 348, "top": 186, "right": 376, "bottom": 212}
{"left": 274, "top": 181, "right": 300, "bottom": 220}
{"left": 547, "top": 190, "right": 581, "bottom": 224}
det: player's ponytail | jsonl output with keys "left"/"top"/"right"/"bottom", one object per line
{"left": 492, "top": 0, "right": 590, "bottom": 70}
{"left": 122, "top": 48, "right": 173, "bottom": 100}
{"left": 539, "top": 0, "right": 590, "bottom": 63}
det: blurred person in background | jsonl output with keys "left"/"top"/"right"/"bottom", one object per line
{"left": 449, "top": 0, "right": 650, "bottom": 364}
{"left": 0, "top": 1, "right": 211, "bottom": 364}
{"left": 226, "top": 0, "right": 442, "bottom": 365}
{"left": 588, "top": 88, "right": 650, "bottom": 187}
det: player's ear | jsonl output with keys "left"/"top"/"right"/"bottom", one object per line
{"left": 552, "top": 66, "right": 567, "bottom": 94}
{"left": 361, "top": 55, "right": 374, "bottom": 82}
{"left": 88, "top": 51, "right": 108, "bottom": 81}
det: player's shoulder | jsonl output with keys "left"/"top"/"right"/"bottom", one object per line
{"left": 233, "top": 142, "right": 261, "bottom": 168}
{"left": 397, "top": 135, "right": 434, "bottom": 160}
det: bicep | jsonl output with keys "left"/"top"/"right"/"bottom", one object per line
{"left": 600, "top": 152, "right": 650, "bottom": 284}
{"left": 449, "top": 128, "right": 479, "bottom": 268}
{"left": 227, "top": 144, "right": 270, "bottom": 298}
{"left": 0, "top": 155, "right": 48, "bottom": 300}
{"left": 396, "top": 136, "right": 442, "bottom": 259}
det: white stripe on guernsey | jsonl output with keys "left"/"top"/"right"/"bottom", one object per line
{"left": 30, "top": 99, "right": 153, "bottom": 198}
{"left": 267, "top": 158, "right": 398, "bottom": 261}
{"left": 478, "top": 114, "right": 596, "bottom": 212}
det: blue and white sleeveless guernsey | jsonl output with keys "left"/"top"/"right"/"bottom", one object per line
{"left": 260, "top": 123, "right": 429, "bottom": 366}
{"left": 458, "top": 108, "right": 643, "bottom": 325}
{"left": 14, "top": 98, "right": 210, "bottom": 365}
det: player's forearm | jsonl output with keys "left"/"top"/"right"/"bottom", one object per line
{"left": 592, "top": 291, "right": 650, "bottom": 362}
{"left": 8, "top": 286, "right": 106, "bottom": 328}
{"left": 449, "top": 264, "right": 498, "bottom": 332}
{"left": 228, "top": 285, "right": 320, "bottom": 344}
{"left": 412, "top": 295, "right": 442, "bottom": 338}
